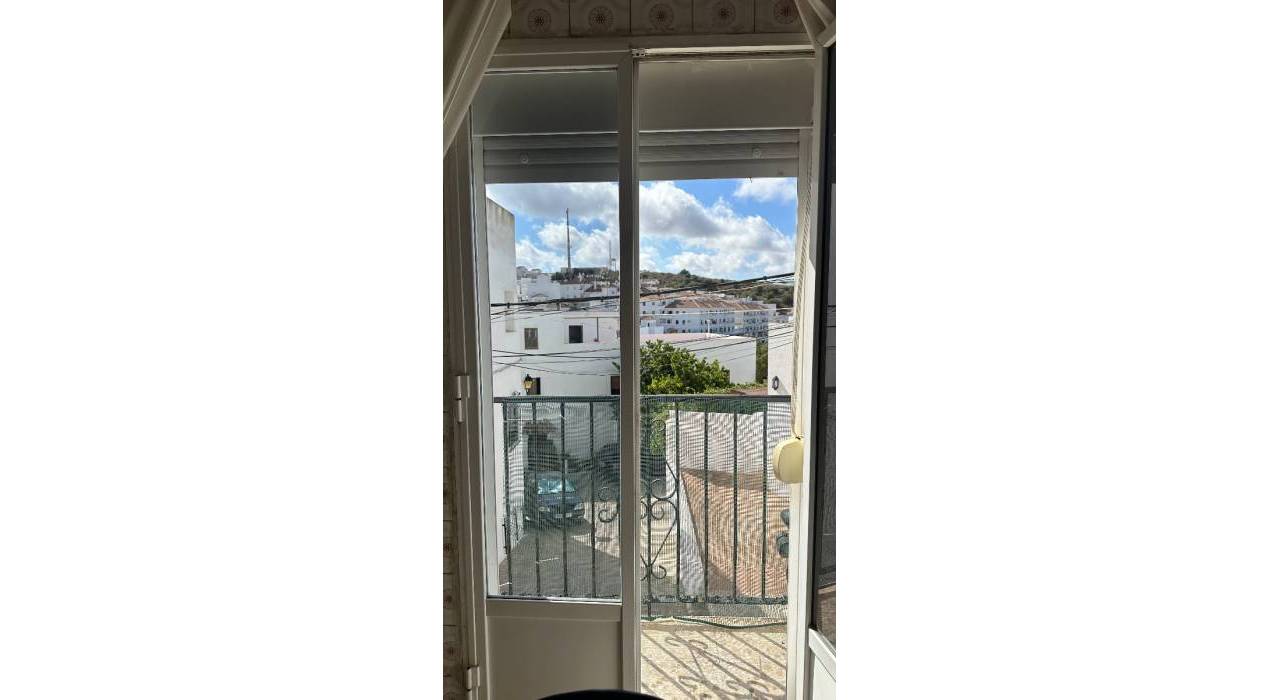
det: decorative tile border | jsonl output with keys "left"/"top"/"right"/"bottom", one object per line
{"left": 693, "top": 0, "right": 753, "bottom": 34}
{"left": 510, "top": 0, "right": 572, "bottom": 38}
{"left": 632, "top": 0, "right": 693, "bottom": 35}
{"left": 510, "top": 0, "right": 801, "bottom": 39}
{"left": 754, "top": 0, "right": 802, "bottom": 33}
{"left": 572, "top": 0, "right": 631, "bottom": 36}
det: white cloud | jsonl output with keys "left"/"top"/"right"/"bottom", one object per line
{"left": 639, "top": 245, "right": 659, "bottom": 271}
{"left": 733, "top": 177, "right": 797, "bottom": 203}
{"left": 638, "top": 182, "right": 794, "bottom": 277}
{"left": 495, "top": 180, "right": 794, "bottom": 278}
{"left": 486, "top": 182, "right": 617, "bottom": 227}
{"left": 638, "top": 181, "right": 723, "bottom": 239}
{"left": 514, "top": 238, "right": 565, "bottom": 272}
{"left": 532, "top": 222, "right": 617, "bottom": 269}
{"left": 664, "top": 245, "right": 792, "bottom": 279}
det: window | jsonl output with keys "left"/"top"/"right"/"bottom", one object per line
{"left": 523, "top": 327, "right": 538, "bottom": 350}
{"left": 568, "top": 324, "right": 583, "bottom": 344}
{"left": 609, "top": 375, "right": 620, "bottom": 395}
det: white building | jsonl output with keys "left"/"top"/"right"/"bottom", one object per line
{"left": 496, "top": 319, "right": 757, "bottom": 397}
{"left": 646, "top": 294, "right": 775, "bottom": 339}
{"left": 517, "top": 272, "right": 560, "bottom": 302}
{"left": 560, "top": 281, "right": 617, "bottom": 300}
{"left": 488, "top": 198, "right": 768, "bottom": 397}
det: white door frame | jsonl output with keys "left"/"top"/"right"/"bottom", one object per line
{"left": 784, "top": 120, "right": 817, "bottom": 700}
{"left": 785, "top": 36, "right": 836, "bottom": 700}
{"left": 447, "top": 38, "right": 823, "bottom": 697}
{"left": 444, "top": 111, "right": 492, "bottom": 699}
{"left": 616, "top": 53, "right": 643, "bottom": 690}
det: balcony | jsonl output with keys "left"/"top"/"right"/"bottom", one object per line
{"left": 492, "top": 394, "right": 791, "bottom": 697}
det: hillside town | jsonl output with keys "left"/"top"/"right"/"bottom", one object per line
{"left": 486, "top": 198, "right": 794, "bottom": 398}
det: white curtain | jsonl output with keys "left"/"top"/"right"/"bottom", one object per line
{"left": 444, "top": 0, "right": 510, "bottom": 153}
{"left": 795, "top": 0, "right": 835, "bottom": 45}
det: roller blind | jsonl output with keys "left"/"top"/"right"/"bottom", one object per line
{"left": 482, "top": 129, "right": 800, "bottom": 183}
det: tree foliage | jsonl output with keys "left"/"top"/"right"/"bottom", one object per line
{"left": 640, "top": 340, "right": 731, "bottom": 394}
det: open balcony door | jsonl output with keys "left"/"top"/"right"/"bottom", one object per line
{"left": 449, "top": 43, "right": 819, "bottom": 700}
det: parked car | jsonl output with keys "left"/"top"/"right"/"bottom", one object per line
{"left": 591, "top": 442, "right": 666, "bottom": 490}
{"left": 524, "top": 473, "right": 585, "bottom": 525}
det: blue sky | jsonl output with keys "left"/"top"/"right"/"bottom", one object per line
{"left": 486, "top": 178, "right": 797, "bottom": 280}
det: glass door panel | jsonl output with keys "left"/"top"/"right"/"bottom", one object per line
{"left": 635, "top": 57, "right": 809, "bottom": 700}
{"left": 471, "top": 65, "right": 630, "bottom": 700}
{"left": 475, "top": 70, "right": 622, "bottom": 603}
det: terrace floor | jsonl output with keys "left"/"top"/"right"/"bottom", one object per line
{"left": 641, "top": 617, "right": 787, "bottom": 699}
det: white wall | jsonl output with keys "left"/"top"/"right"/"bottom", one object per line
{"left": 498, "top": 326, "right": 757, "bottom": 397}
{"left": 517, "top": 273, "right": 559, "bottom": 301}
{"left": 767, "top": 321, "right": 793, "bottom": 396}
{"left": 486, "top": 199, "right": 516, "bottom": 306}
{"left": 499, "top": 308, "right": 621, "bottom": 398}
{"left": 487, "top": 199, "right": 526, "bottom": 399}
{"left": 487, "top": 612, "right": 620, "bottom": 699}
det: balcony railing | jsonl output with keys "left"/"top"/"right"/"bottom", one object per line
{"left": 492, "top": 395, "right": 791, "bottom": 616}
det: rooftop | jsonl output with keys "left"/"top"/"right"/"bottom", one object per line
{"left": 663, "top": 297, "right": 774, "bottom": 310}
{"left": 640, "top": 332, "right": 748, "bottom": 343}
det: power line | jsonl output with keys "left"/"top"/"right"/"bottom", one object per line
{"left": 487, "top": 278, "right": 796, "bottom": 321}
{"left": 491, "top": 335, "right": 795, "bottom": 374}
{"left": 488, "top": 271, "right": 794, "bottom": 310}
{"left": 493, "top": 339, "right": 794, "bottom": 380}
{"left": 492, "top": 360, "right": 619, "bottom": 377}
{"left": 492, "top": 323, "right": 795, "bottom": 360}
{"left": 491, "top": 327, "right": 793, "bottom": 363}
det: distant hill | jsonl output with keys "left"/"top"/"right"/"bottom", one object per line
{"left": 640, "top": 269, "right": 793, "bottom": 310}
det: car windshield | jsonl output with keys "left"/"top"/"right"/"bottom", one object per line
{"left": 536, "top": 477, "right": 574, "bottom": 494}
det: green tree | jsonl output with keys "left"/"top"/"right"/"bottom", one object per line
{"left": 640, "top": 340, "right": 731, "bottom": 394}
{"left": 755, "top": 340, "right": 768, "bottom": 384}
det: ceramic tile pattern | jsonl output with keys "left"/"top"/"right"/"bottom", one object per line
{"left": 692, "top": 0, "right": 753, "bottom": 34}
{"left": 510, "top": 0, "right": 573, "bottom": 38}
{"left": 571, "top": 0, "right": 632, "bottom": 36}
{"left": 753, "top": 0, "right": 803, "bottom": 33}
{"left": 641, "top": 618, "right": 787, "bottom": 698}
{"left": 509, "top": 0, "right": 800, "bottom": 38}
{"left": 632, "top": 0, "right": 693, "bottom": 34}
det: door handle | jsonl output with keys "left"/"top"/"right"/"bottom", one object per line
{"left": 773, "top": 435, "right": 804, "bottom": 484}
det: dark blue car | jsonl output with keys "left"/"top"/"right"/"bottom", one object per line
{"left": 524, "top": 474, "right": 585, "bottom": 525}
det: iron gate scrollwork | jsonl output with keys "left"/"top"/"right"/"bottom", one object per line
{"left": 493, "top": 395, "right": 791, "bottom": 614}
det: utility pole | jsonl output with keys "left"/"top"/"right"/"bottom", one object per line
{"left": 565, "top": 208, "right": 571, "bottom": 275}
